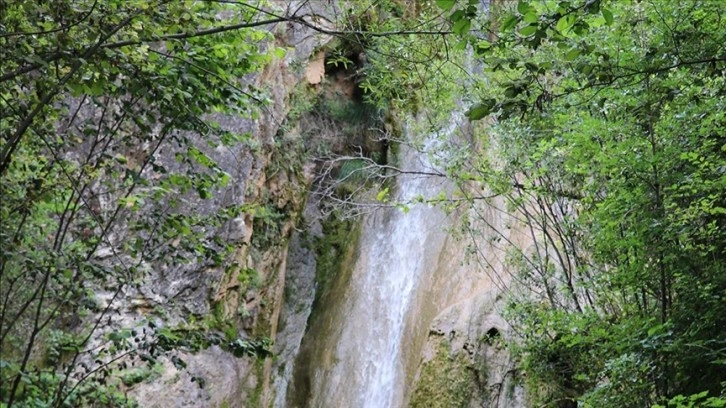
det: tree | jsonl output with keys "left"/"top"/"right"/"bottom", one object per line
{"left": 0, "top": 1, "right": 286, "bottom": 405}
{"left": 0, "top": 0, "right": 465, "bottom": 405}
{"left": 429, "top": 0, "right": 726, "bottom": 406}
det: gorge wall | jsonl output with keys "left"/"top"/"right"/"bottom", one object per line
{"left": 116, "top": 3, "right": 527, "bottom": 408}
{"left": 7, "top": 2, "right": 720, "bottom": 408}
{"left": 117, "top": 3, "right": 339, "bottom": 406}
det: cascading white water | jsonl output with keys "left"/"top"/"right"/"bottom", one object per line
{"left": 280, "top": 108, "right": 527, "bottom": 407}
{"left": 302, "top": 134, "right": 453, "bottom": 408}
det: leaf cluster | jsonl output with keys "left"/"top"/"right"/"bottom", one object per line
{"left": 429, "top": 0, "right": 726, "bottom": 406}
{"left": 1, "top": 1, "right": 284, "bottom": 406}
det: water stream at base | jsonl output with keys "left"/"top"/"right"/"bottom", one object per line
{"left": 301, "top": 136, "right": 452, "bottom": 408}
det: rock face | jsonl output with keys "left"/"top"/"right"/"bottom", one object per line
{"left": 117, "top": 3, "right": 342, "bottom": 407}
{"left": 116, "top": 0, "right": 393, "bottom": 404}
{"left": 126, "top": 346, "right": 254, "bottom": 408}
{"left": 113, "top": 3, "right": 527, "bottom": 407}
{"left": 406, "top": 194, "right": 531, "bottom": 408}
{"left": 270, "top": 201, "right": 322, "bottom": 408}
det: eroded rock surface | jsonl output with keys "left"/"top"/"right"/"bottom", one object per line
{"left": 119, "top": 3, "right": 341, "bottom": 407}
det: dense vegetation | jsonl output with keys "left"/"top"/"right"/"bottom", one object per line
{"left": 317, "top": 0, "right": 726, "bottom": 406}
{"left": 1, "top": 1, "right": 283, "bottom": 405}
{"left": 1, "top": 0, "right": 724, "bottom": 407}
{"left": 432, "top": 1, "right": 726, "bottom": 406}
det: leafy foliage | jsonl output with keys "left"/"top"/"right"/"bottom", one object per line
{"left": 0, "top": 0, "right": 283, "bottom": 405}
{"left": 2, "top": 0, "right": 724, "bottom": 406}
{"left": 428, "top": 0, "right": 726, "bottom": 406}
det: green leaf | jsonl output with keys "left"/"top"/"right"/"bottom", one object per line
{"left": 556, "top": 15, "right": 575, "bottom": 33}
{"left": 376, "top": 187, "right": 390, "bottom": 202}
{"left": 197, "top": 185, "right": 211, "bottom": 199}
{"left": 475, "top": 39, "right": 492, "bottom": 54}
{"left": 467, "top": 99, "right": 496, "bottom": 121}
{"left": 520, "top": 25, "right": 538, "bottom": 36}
{"left": 501, "top": 15, "right": 520, "bottom": 31}
{"left": 601, "top": 8, "right": 614, "bottom": 25}
{"left": 273, "top": 47, "right": 286, "bottom": 59}
{"left": 453, "top": 18, "right": 471, "bottom": 35}
{"left": 517, "top": 1, "right": 533, "bottom": 15}
{"left": 435, "top": 0, "right": 456, "bottom": 10}
{"left": 564, "top": 48, "right": 580, "bottom": 61}
{"left": 504, "top": 86, "right": 521, "bottom": 98}
{"left": 450, "top": 10, "right": 465, "bottom": 22}
{"left": 523, "top": 12, "right": 539, "bottom": 24}
{"left": 647, "top": 324, "right": 665, "bottom": 337}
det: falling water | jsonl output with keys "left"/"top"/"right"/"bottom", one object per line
{"left": 288, "top": 131, "right": 454, "bottom": 407}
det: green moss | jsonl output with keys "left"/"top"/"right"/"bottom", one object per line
{"left": 409, "top": 339, "right": 477, "bottom": 408}
{"left": 287, "top": 216, "right": 361, "bottom": 408}
{"left": 308, "top": 216, "right": 360, "bottom": 325}
{"left": 222, "top": 324, "right": 238, "bottom": 343}
{"left": 287, "top": 81, "right": 321, "bottom": 124}
{"left": 237, "top": 267, "right": 261, "bottom": 291}
{"left": 246, "top": 358, "right": 266, "bottom": 408}
{"left": 250, "top": 204, "right": 288, "bottom": 251}
{"left": 204, "top": 300, "right": 236, "bottom": 339}
{"left": 118, "top": 365, "right": 161, "bottom": 387}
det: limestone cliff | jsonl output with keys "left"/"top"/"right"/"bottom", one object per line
{"left": 116, "top": 5, "right": 338, "bottom": 407}
{"left": 114, "top": 1, "right": 396, "bottom": 405}
{"left": 406, "top": 194, "right": 530, "bottom": 407}
{"left": 109, "top": 3, "right": 527, "bottom": 407}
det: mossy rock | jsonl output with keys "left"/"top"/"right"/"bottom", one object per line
{"left": 309, "top": 216, "right": 360, "bottom": 324}
{"left": 409, "top": 339, "right": 477, "bottom": 408}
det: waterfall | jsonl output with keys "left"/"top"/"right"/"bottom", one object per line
{"left": 328, "top": 155, "right": 447, "bottom": 406}
{"left": 276, "top": 107, "right": 527, "bottom": 407}
{"left": 285, "top": 128, "right": 454, "bottom": 407}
